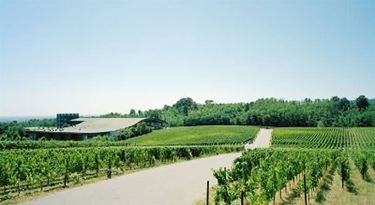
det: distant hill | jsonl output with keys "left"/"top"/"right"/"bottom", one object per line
{"left": 370, "top": 99, "right": 375, "bottom": 105}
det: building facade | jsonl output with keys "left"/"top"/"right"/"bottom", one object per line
{"left": 56, "top": 113, "right": 79, "bottom": 128}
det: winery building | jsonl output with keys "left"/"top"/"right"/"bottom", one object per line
{"left": 25, "top": 113, "right": 167, "bottom": 140}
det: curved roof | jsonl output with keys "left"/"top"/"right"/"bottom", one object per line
{"left": 67, "top": 118, "right": 146, "bottom": 133}
{"left": 26, "top": 118, "right": 161, "bottom": 134}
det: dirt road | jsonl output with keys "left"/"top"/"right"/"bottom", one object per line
{"left": 21, "top": 153, "right": 240, "bottom": 205}
{"left": 22, "top": 128, "right": 273, "bottom": 205}
{"left": 245, "top": 128, "right": 273, "bottom": 149}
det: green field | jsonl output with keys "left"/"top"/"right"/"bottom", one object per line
{"left": 271, "top": 127, "right": 375, "bottom": 149}
{"left": 126, "top": 125, "right": 260, "bottom": 146}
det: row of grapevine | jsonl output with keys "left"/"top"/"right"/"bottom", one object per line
{"left": 272, "top": 128, "right": 375, "bottom": 149}
{"left": 351, "top": 150, "right": 375, "bottom": 181}
{"left": 213, "top": 148, "right": 337, "bottom": 204}
{"left": 0, "top": 146, "right": 242, "bottom": 201}
{"left": 0, "top": 140, "right": 135, "bottom": 150}
{"left": 0, "top": 140, "right": 250, "bottom": 150}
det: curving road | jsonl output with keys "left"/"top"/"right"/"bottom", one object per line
{"left": 21, "top": 153, "right": 240, "bottom": 205}
{"left": 245, "top": 128, "right": 273, "bottom": 150}
{"left": 22, "top": 129, "right": 272, "bottom": 205}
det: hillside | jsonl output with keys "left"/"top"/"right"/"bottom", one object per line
{"left": 126, "top": 125, "right": 259, "bottom": 146}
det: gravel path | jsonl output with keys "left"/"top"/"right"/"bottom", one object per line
{"left": 21, "top": 153, "right": 240, "bottom": 205}
{"left": 245, "top": 128, "right": 273, "bottom": 149}
{"left": 21, "top": 129, "right": 273, "bottom": 205}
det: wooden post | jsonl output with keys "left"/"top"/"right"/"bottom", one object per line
{"left": 241, "top": 191, "right": 244, "bottom": 205}
{"left": 206, "top": 180, "right": 210, "bottom": 205}
{"left": 303, "top": 172, "right": 307, "bottom": 205}
{"left": 64, "top": 158, "right": 69, "bottom": 188}
{"left": 341, "top": 162, "right": 344, "bottom": 189}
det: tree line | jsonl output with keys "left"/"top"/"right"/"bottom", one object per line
{"left": 114, "top": 95, "right": 375, "bottom": 127}
{"left": 0, "top": 119, "right": 55, "bottom": 140}
{"left": 0, "top": 95, "right": 374, "bottom": 140}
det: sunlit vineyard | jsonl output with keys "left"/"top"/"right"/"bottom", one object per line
{"left": 211, "top": 127, "right": 375, "bottom": 204}
{"left": 0, "top": 140, "right": 134, "bottom": 150}
{"left": 271, "top": 128, "right": 375, "bottom": 149}
{"left": 212, "top": 148, "right": 375, "bottom": 205}
{"left": 127, "top": 126, "right": 259, "bottom": 146}
{"left": 214, "top": 149, "right": 337, "bottom": 204}
{"left": 0, "top": 146, "right": 242, "bottom": 202}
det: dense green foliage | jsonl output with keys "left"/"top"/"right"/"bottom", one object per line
{"left": 272, "top": 127, "right": 375, "bottom": 149}
{"left": 0, "top": 146, "right": 242, "bottom": 201}
{"left": 0, "top": 119, "right": 55, "bottom": 140}
{"left": 351, "top": 150, "right": 375, "bottom": 181}
{"left": 0, "top": 126, "right": 258, "bottom": 150}
{"left": 1, "top": 96, "right": 374, "bottom": 141}
{"left": 214, "top": 149, "right": 337, "bottom": 204}
{"left": 0, "top": 122, "right": 24, "bottom": 141}
{"left": 0, "top": 140, "right": 133, "bottom": 150}
{"left": 126, "top": 126, "right": 259, "bottom": 146}
{"left": 213, "top": 126, "right": 375, "bottom": 204}
{"left": 213, "top": 148, "right": 375, "bottom": 205}
{"left": 21, "top": 119, "right": 56, "bottom": 127}
{"left": 116, "top": 122, "right": 152, "bottom": 140}
{"left": 103, "top": 96, "right": 375, "bottom": 127}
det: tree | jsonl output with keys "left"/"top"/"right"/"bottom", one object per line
{"left": 129, "top": 109, "right": 136, "bottom": 116}
{"left": 317, "top": 121, "right": 325, "bottom": 127}
{"left": 356, "top": 95, "right": 369, "bottom": 111}
{"left": 304, "top": 98, "right": 312, "bottom": 103}
{"left": 1, "top": 122, "right": 25, "bottom": 140}
{"left": 356, "top": 112, "right": 374, "bottom": 126}
{"left": 330, "top": 96, "right": 340, "bottom": 102}
{"left": 145, "top": 110, "right": 162, "bottom": 119}
{"left": 173, "top": 97, "right": 198, "bottom": 116}
{"left": 137, "top": 110, "right": 143, "bottom": 116}
{"left": 337, "top": 98, "right": 351, "bottom": 111}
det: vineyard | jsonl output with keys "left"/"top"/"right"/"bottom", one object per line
{"left": 212, "top": 148, "right": 375, "bottom": 205}
{"left": 126, "top": 126, "right": 259, "bottom": 146}
{"left": 207, "top": 127, "right": 375, "bottom": 205}
{"left": 0, "top": 126, "right": 259, "bottom": 150}
{"left": 0, "top": 140, "right": 134, "bottom": 150}
{"left": 0, "top": 146, "right": 242, "bottom": 202}
{"left": 271, "top": 127, "right": 375, "bottom": 149}
{"left": 2, "top": 126, "right": 375, "bottom": 205}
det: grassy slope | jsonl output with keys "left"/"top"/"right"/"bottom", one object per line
{"left": 270, "top": 126, "right": 375, "bottom": 205}
{"left": 196, "top": 160, "right": 375, "bottom": 205}
{"left": 126, "top": 125, "right": 259, "bottom": 146}
{"left": 287, "top": 162, "right": 375, "bottom": 205}
{"left": 320, "top": 162, "right": 375, "bottom": 205}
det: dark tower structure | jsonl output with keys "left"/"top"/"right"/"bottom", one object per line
{"left": 57, "top": 113, "right": 79, "bottom": 128}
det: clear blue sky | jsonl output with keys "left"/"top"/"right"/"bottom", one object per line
{"left": 1, "top": 0, "right": 374, "bottom": 116}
